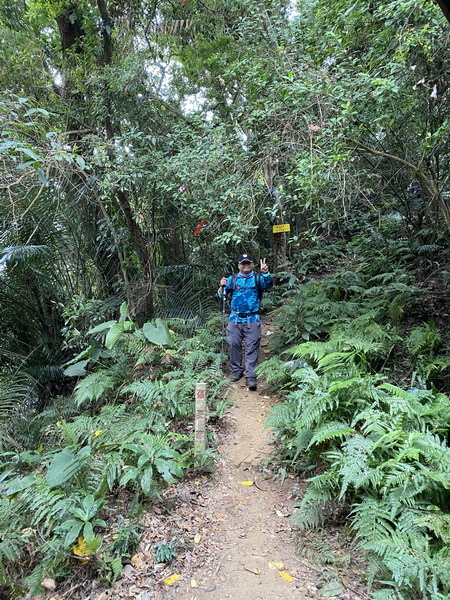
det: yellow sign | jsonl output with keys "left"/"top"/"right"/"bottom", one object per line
{"left": 272, "top": 223, "right": 291, "bottom": 233}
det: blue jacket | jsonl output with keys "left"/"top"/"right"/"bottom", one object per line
{"left": 220, "top": 272, "right": 273, "bottom": 322}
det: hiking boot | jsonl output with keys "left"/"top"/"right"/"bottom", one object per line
{"left": 246, "top": 377, "right": 257, "bottom": 391}
{"left": 229, "top": 372, "right": 243, "bottom": 382}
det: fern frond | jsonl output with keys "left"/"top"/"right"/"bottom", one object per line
{"left": 290, "top": 341, "right": 329, "bottom": 362}
{"left": 0, "top": 245, "right": 51, "bottom": 266}
{"left": 296, "top": 470, "right": 341, "bottom": 529}
{"left": 351, "top": 497, "right": 396, "bottom": 543}
{"left": 60, "top": 415, "right": 97, "bottom": 445}
{"left": 297, "top": 389, "right": 337, "bottom": 431}
{"left": 307, "top": 421, "right": 354, "bottom": 449}
{"left": 352, "top": 408, "right": 392, "bottom": 436}
{"left": 0, "top": 533, "right": 22, "bottom": 563}
{"left": 182, "top": 349, "right": 220, "bottom": 369}
{"left": 121, "top": 379, "right": 163, "bottom": 403}
{"left": 339, "top": 435, "right": 374, "bottom": 498}
{"left": 73, "top": 372, "right": 116, "bottom": 407}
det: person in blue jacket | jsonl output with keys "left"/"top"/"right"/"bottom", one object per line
{"left": 218, "top": 253, "right": 273, "bottom": 391}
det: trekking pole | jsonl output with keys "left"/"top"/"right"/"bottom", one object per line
{"left": 220, "top": 285, "right": 227, "bottom": 372}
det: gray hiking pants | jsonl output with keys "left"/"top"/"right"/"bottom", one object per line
{"left": 226, "top": 321, "right": 262, "bottom": 378}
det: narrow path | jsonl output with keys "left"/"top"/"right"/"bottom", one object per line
{"left": 104, "top": 323, "right": 368, "bottom": 600}
{"left": 162, "top": 380, "right": 316, "bottom": 600}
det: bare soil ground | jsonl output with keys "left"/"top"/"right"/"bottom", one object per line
{"left": 91, "top": 323, "right": 369, "bottom": 600}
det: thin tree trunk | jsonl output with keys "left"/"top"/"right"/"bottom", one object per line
{"left": 264, "top": 158, "right": 286, "bottom": 273}
{"left": 98, "top": 0, "right": 154, "bottom": 320}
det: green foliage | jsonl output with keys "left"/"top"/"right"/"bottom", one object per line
{"left": 3, "top": 0, "right": 450, "bottom": 597}
{"left": 46, "top": 445, "right": 91, "bottom": 488}
{"left": 142, "top": 319, "right": 174, "bottom": 347}
{"left": 56, "top": 493, "right": 106, "bottom": 548}
{"left": 0, "top": 371, "right": 36, "bottom": 449}
{"left": 120, "top": 435, "right": 184, "bottom": 497}
{"left": 107, "top": 516, "right": 142, "bottom": 558}
{"left": 406, "top": 322, "right": 442, "bottom": 357}
{"left": 73, "top": 372, "right": 118, "bottom": 407}
{"left": 0, "top": 305, "right": 226, "bottom": 595}
{"left": 97, "top": 552, "right": 123, "bottom": 584}
{"left": 264, "top": 261, "right": 450, "bottom": 598}
{"left": 155, "top": 540, "right": 177, "bottom": 564}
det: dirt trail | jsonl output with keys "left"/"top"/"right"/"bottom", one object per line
{"left": 104, "top": 324, "right": 368, "bottom": 600}
{"left": 162, "top": 379, "right": 319, "bottom": 600}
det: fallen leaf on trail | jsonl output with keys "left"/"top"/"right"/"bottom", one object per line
{"left": 268, "top": 561, "right": 284, "bottom": 570}
{"left": 254, "top": 479, "right": 269, "bottom": 491}
{"left": 194, "top": 533, "right": 201, "bottom": 544}
{"left": 191, "top": 578, "right": 198, "bottom": 588}
{"left": 279, "top": 571, "right": 294, "bottom": 582}
{"left": 130, "top": 552, "right": 147, "bottom": 569}
{"left": 239, "top": 481, "right": 254, "bottom": 486}
{"left": 244, "top": 566, "right": 261, "bottom": 575}
{"left": 164, "top": 574, "right": 181, "bottom": 585}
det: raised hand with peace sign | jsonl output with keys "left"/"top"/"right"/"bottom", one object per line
{"left": 260, "top": 257, "right": 269, "bottom": 274}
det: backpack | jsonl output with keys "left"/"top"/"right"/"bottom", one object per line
{"left": 230, "top": 272, "right": 263, "bottom": 300}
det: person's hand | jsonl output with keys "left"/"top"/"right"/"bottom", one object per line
{"left": 220, "top": 277, "right": 227, "bottom": 286}
{"left": 260, "top": 258, "right": 269, "bottom": 274}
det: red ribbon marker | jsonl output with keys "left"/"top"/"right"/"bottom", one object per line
{"left": 193, "top": 220, "right": 207, "bottom": 236}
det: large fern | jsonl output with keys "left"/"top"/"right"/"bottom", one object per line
{"left": 73, "top": 371, "right": 118, "bottom": 407}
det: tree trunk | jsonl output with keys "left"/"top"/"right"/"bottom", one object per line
{"left": 98, "top": 0, "right": 154, "bottom": 320}
{"left": 56, "top": 1, "right": 154, "bottom": 321}
{"left": 264, "top": 158, "right": 286, "bottom": 273}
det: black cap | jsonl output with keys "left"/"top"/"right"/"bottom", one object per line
{"left": 238, "top": 253, "right": 254, "bottom": 263}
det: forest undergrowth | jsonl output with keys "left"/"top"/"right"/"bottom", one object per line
{"left": 3, "top": 0, "right": 450, "bottom": 598}
{"left": 2, "top": 231, "right": 450, "bottom": 600}
{"left": 258, "top": 234, "right": 450, "bottom": 600}
{"left": 0, "top": 312, "right": 229, "bottom": 599}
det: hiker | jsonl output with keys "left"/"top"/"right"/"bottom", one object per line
{"left": 218, "top": 253, "right": 273, "bottom": 391}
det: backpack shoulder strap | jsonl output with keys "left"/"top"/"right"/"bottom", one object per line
{"left": 254, "top": 272, "right": 262, "bottom": 299}
{"left": 230, "top": 273, "right": 239, "bottom": 294}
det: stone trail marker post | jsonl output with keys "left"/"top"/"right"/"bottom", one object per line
{"left": 195, "top": 382, "right": 207, "bottom": 453}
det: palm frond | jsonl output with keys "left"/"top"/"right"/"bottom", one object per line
{"left": 0, "top": 245, "right": 51, "bottom": 266}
